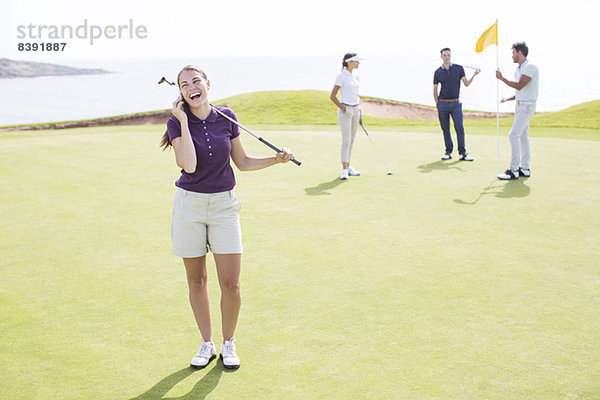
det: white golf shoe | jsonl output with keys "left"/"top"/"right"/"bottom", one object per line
{"left": 518, "top": 167, "right": 531, "bottom": 177}
{"left": 498, "top": 169, "right": 519, "bottom": 180}
{"left": 340, "top": 168, "right": 349, "bottom": 180}
{"left": 348, "top": 166, "right": 361, "bottom": 176}
{"left": 220, "top": 338, "right": 240, "bottom": 370}
{"left": 190, "top": 340, "right": 217, "bottom": 369}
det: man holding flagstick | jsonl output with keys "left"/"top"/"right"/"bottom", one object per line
{"left": 496, "top": 42, "right": 539, "bottom": 180}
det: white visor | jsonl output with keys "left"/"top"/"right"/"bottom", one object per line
{"left": 346, "top": 55, "right": 363, "bottom": 62}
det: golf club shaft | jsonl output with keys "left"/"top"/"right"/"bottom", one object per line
{"left": 212, "top": 106, "right": 301, "bottom": 166}
{"left": 430, "top": 62, "right": 480, "bottom": 71}
{"left": 360, "top": 122, "right": 391, "bottom": 172}
{"left": 159, "top": 78, "right": 300, "bottom": 166}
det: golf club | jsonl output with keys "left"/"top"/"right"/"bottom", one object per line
{"left": 429, "top": 59, "right": 481, "bottom": 72}
{"left": 359, "top": 122, "right": 393, "bottom": 175}
{"left": 158, "top": 76, "right": 176, "bottom": 86}
{"left": 158, "top": 77, "right": 301, "bottom": 166}
{"left": 463, "top": 65, "right": 481, "bottom": 72}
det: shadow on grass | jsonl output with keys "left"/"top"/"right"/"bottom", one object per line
{"left": 131, "top": 360, "right": 233, "bottom": 400}
{"left": 454, "top": 178, "right": 531, "bottom": 205}
{"left": 304, "top": 177, "right": 344, "bottom": 196}
{"left": 417, "top": 160, "right": 466, "bottom": 173}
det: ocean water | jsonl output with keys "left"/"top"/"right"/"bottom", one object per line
{"left": 1, "top": 55, "right": 598, "bottom": 125}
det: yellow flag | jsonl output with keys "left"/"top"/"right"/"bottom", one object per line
{"left": 475, "top": 20, "right": 498, "bottom": 53}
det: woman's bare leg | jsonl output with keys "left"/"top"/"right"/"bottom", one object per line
{"left": 183, "top": 256, "right": 212, "bottom": 342}
{"left": 214, "top": 253, "right": 242, "bottom": 342}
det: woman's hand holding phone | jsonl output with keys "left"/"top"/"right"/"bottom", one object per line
{"left": 172, "top": 96, "right": 187, "bottom": 123}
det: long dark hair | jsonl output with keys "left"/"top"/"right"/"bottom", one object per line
{"left": 341, "top": 53, "right": 357, "bottom": 70}
{"left": 159, "top": 65, "right": 209, "bottom": 151}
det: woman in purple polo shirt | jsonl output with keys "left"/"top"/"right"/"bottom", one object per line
{"left": 159, "top": 65, "right": 293, "bottom": 370}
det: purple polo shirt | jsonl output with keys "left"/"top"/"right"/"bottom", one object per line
{"left": 167, "top": 105, "right": 240, "bottom": 193}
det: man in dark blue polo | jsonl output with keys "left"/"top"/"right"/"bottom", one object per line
{"left": 433, "top": 48, "right": 479, "bottom": 161}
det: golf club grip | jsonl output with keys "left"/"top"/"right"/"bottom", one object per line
{"left": 259, "top": 138, "right": 301, "bottom": 166}
{"left": 360, "top": 122, "right": 368, "bottom": 135}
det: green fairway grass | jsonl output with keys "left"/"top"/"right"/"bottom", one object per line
{"left": 1, "top": 125, "right": 599, "bottom": 399}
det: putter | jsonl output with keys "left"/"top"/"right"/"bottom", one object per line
{"left": 158, "top": 77, "right": 301, "bottom": 166}
{"left": 359, "top": 122, "right": 393, "bottom": 175}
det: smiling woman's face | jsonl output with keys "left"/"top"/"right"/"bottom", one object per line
{"left": 178, "top": 69, "right": 210, "bottom": 106}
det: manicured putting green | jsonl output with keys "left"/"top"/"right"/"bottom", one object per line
{"left": 1, "top": 125, "right": 598, "bottom": 399}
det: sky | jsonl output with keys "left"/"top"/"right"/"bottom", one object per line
{"left": 2, "top": 0, "right": 599, "bottom": 113}
{"left": 2, "top": 0, "right": 599, "bottom": 61}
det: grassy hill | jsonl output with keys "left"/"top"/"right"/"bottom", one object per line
{"left": 530, "top": 99, "right": 600, "bottom": 129}
{"left": 2, "top": 91, "right": 599, "bottom": 138}
{"left": 213, "top": 90, "right": 440, "bottom": 127}
{"left": 214, "top": 90, "right": 337, "bottom": 125}
{"left": 214, "top": 90, "right": 600, "bottom": 130}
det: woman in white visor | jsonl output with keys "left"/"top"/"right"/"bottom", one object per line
{"left": 329, "top": 53, "right": 363, "bottom": 180}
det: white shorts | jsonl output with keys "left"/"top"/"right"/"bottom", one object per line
{"left": 171, "top": 187, "right": 243, "bottom": 258}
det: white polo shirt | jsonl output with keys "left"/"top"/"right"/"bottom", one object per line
{"left": 334, "top": 68, "right": 360, "bottom": 105}
{"left": 515, "top": 60, "right": 539, "bottom": 102}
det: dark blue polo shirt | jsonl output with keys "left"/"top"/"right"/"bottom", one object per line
{"left": 433, "top": 64, "right": 465, "bottom": 100}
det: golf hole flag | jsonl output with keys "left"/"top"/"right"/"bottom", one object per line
{"left": 474, "top": 19, "right": 501, "bottom": 174}
{"left": 476, "top": 20, "right": 498, "bottom": 53}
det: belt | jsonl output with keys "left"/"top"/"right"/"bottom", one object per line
{"left": 176, "top": 187, "right": 234, "bottom": 198}
{"left": 438, "top": 99, "right": 459, "bottom": 102}
{"left": 341, "top": 103, "right": 360, "bottom": 107}
{"left": 516, "top": 100, "right": 536, "bottom": 105}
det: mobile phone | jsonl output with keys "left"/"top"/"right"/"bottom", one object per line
{"left": 178, "top": 92, "right": 189, "bottom": 110}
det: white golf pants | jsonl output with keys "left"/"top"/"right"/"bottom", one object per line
{"left": 338, "top": 105, "right": 360, "bottom": 163}
{"left": 508, "top": 102, "right": 535, "bottom": 171}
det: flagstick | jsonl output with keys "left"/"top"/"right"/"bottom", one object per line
{"left": 496, "top": 19, "right": 500, "bottom": 177}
